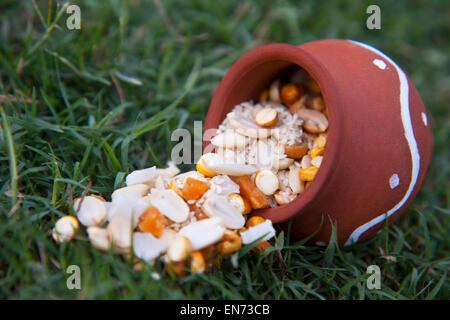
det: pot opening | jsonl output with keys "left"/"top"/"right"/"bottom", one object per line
{"left": 206, "top": 58, "right": 329, "bottom": 221}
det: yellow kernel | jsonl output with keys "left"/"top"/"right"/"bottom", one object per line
{"left": 311, "top": 146, "right": 325, "bottom": 158}
{"left": 217, "top": 230, "right": 242, "bottom": 255}
{"left": 190, "top": 251, "right": 206, "bottom": 273}
{"left": 228, "top": 193, "right": 252, "bottom": 215}
{"left": 196, "top": 158, "right": 217, "bottom": 177}
{"left": 254, "top": 108, "right": 278, "bottom": 127}
{"left": 246, "top": 216, "right": 266, "bottom": 228}
{"left": 168, "top": 180, "right": 184, "bottom": 198}
{"left": 312, "top": 134, "right": 327, "bottom": 148}
{"left": 299, "top": 167, "right": 318, "bottom": 181}
{"left": 281, "top": 83, "right": 303, "bottom": 105}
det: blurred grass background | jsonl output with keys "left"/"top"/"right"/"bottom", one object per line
{"left": 0, "top": 0, "right": 448, "bottom": 299}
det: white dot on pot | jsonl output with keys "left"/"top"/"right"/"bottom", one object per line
{"left": 373, "top": 59, "right": 387, "bottom": 70}
{"left": 389, "top": 174, "right": 400, "bottom": 189}
{"left": 421, "top": 112, "right": 428, "bottom": 126}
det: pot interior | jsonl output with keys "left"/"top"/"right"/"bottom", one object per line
{"left": 214, "top": 62, "right": 307, "bottom": 123}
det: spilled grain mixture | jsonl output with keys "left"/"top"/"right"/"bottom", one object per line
{"left": 51, "top": 69, "right": 329, "bottom": 276}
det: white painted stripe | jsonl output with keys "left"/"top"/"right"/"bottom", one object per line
{"left": 344, "top": 40, "right": 421, "bottom": 246}
{"left": 421, "top": 112, "right": 428, "bottom": 126}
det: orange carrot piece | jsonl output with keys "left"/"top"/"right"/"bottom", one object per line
{"left": 236, "top": 175, "right": 270, "bottom": 209}
{"left": 182, "top": 177, "right": 210, "bottom": 201}
{"left": 138, "top": 206, "right": 166, "bottom": 238}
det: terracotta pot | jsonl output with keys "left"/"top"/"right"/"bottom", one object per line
{"left": 204, "top": 39, "right": 433, "bottom": 246}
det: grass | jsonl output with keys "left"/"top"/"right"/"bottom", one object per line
{"left": 0, "top": 0, "right": 448, "bottom": 299}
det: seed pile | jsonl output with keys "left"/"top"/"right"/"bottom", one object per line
{"left": 53, "top": 167, "right": 276, "bottom": 275}
{"left": 201, "top": 70, "right": 329, "bottom": 207}
{"left": 52, "top": 69, "right": 329, "bottom": 276}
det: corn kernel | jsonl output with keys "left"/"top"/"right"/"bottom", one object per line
{"left": 168, "top": 180, "right": 184, "bottom": 198}
{"left": 190, "top": 251, "right": 206, "bottom": 273}
{"left": 246, "top": 216, "right": 266, "bottom": 228}
{"left": 312, "top": 134, "right": 327, "bottom": 148}
{"left": 281, "top": 83, "right": 303, "bottom": 105}
{"left": 196, "top": 158, "right": 216, "bottom": 177}
{"left": 218, "top": 230, "right": 242, "bottom": 255}
{"left": 228, "top": 193, "right": 252, "bottom": 215}
{"left": 311, "top": 146, "right": 325, "bottom": 158}
{"left": 299, "top": 167, "right": 318, "bottom": 181}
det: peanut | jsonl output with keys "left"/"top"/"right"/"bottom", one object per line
{"left": 284, "top": 144, "right": 308, "bottom": 159}
{"left": 179, "top": 217, "right": 226, "bottom": 251}
{"left": 107, "top": 215, "right": 132, "bottom": 255}
{"left": 296, "top": 108, "right": 328, "bottom": 133}
{"left": 254, "top": 107, "right": 278, "bottom": 127}
{"left": 74, "top": 196, "right": 107, "bottom": 227}
{"left": 112, "top": 184, "right": 150, "bottom": 200}
{"left": 240, "top": 220, "right": 276, "bottom": 244}
{"left": 90, "top": 194, "right": 106, "bottom": 202}
{"left": 87, "top": 226, "right": 111, "bottom": 251}
{"left": 52, "top": 216, "right": 79, "bottom": 243}
{"left": 311, "top": 96, "right": 325, "bottom": 111}
{"left": 167, "top": 235, "right": 192, "bottom": 262}
{"left": 255, "top": 169, "right": 279, "bottom": 196}
{"left": 300, "top": 154, "right": 312, "bottom": 169}
{"left": 274, "top": 192, "right": 297, "bottom": 205}
{"left": 288, "top": 167, "right": 304, "bottom": 194}
{"left": 147, "top": 189, "right": 190, "bottom": 223}
{"left": 269, "top": 79, "right": 281, "bottom": 103}
{"left": 311, "top": 155, "right": 323, "bottom": 168}
{"left": 288, "top": 94, "right": 307, "bottom": 114}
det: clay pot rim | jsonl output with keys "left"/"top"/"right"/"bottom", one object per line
{"left": 205, "top": 42, "right": 344, "bottom": 223}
